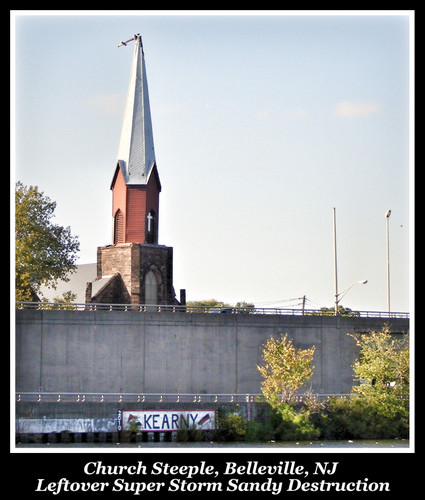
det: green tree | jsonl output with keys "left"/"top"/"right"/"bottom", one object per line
{"left": 185, "top": 299, "right": 255, "bottom": 313}
{"left": 235, "top": 301, "right": 255, "bottom": 313}
{"left": 186, "top": 299, "right": 231, "bottom": 312}
{"left": 257, "top": 333, "right": 316, "bottom": 405}
{"left": 309, "top": 305, "right": 359, "bottom": 316}
{"left": 15, "top": 182, "right": 80, "bottom": 301}
{"left": 301, "top": 327, "right": 410, "bottom": 440}
{"left": 350, "top": 326, "right": 409, "bottom": 420}
{"left": 257, "top": 333, "right": 318, "bottom": 440}
{"left": 212, "top": 408, "right": 247, "bottom": 442}
{"left": 41, "top": 291, "right": 78, "bottom": 310}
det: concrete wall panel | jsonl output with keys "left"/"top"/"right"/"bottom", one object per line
{"left": 15, "top": 310, "right": 409, "bottom": 396}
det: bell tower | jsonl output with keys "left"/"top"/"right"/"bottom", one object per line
{"left": 87, "top": 35, "right": 178, "bottom": 306}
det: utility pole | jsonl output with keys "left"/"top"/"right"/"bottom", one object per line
{"left": 385, "top": 210, "right": 391, "bottom": 316}
{"left": 333, "top": 207, "right": 338, "bottom": 316}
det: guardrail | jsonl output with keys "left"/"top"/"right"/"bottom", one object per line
{"left": 16, "top": 302, "right": 409, "bottom": 318}
{"left": 16, "top": 392, "right": 350, "bottom": 404}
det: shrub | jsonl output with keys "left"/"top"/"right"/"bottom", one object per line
{"left": 271, "top": 403, "right": 320, "bottom": 441}
{"left": 245, "top": 420, "right": 274, "bottom": 442}
{"left": 317, "top": 396, "right": 409, "bottom": 440}
{"left": 212, "top": 409, "right": 247, "bottom": 442}
{"left": 176, "top": 425, "right": 204, "bottom": 442}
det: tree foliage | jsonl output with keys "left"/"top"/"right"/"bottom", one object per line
{"left": 186, "top": 299, "right": 231, "bottom": 312}
{"left": 349, "top": 326, "right": 409, "bottom": 420}
{"left": 15, "top": 182, "right": 80, "bottom": 301}
{"left": 257, "top": 333, "right": 318, "bottom": 440}
{"left": 185, "top": 299, "right": 255, "bottom": 313}
{"left": 257, "top": 333, "right": 316, "bottom": 405}
{"left": 309, "top": 305, "right": 359, "bottom": 316}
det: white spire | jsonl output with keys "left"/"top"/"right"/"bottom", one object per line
{"left": 116, "top": 35, "right": 156, "bottom": 185}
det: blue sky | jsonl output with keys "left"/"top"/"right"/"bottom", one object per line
{"left": 12, "top": 11, "right": 413, "bottom": 312}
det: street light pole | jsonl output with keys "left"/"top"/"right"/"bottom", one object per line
{"left": 332, "top": 208, "right": 367, "bottom": 315}
{"left": 333, "top": 207, "right": 339, "bottom": 316}
{"left": 385, "top": 210, "right": 391, "bottom": 316}
{"left": 335, "top": 280, "right": 368, "bottom": 313}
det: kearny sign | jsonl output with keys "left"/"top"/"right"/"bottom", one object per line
{"left": 120, "top": 410, "right": 216, "bottom": 432}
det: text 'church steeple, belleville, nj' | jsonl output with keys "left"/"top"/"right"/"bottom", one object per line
{"left": 86, "top": 35, "right": 180, "bottom": 306}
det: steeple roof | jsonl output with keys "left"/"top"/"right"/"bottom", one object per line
{"left": 116, "top": 35, "right": 158, "bottom": 186}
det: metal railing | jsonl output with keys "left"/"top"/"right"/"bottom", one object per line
{"left": 16, "top": 302, "right": 410, "bottom": 319}
{"left": 16, "top": 392, "right": 350, "bottom": 404}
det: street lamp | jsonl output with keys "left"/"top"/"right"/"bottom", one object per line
{"left": 385, "top": 209, "right": 391, "bottom": 316}
{"left": 335, "top": 280, "right": 368, "bottom": 315}
{"left": 332, "top": 208, "right": 368, "bottom": 315}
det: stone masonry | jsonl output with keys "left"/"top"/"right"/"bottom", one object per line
{"left": 95, "top": 243, "right": 176, "bottom": 305}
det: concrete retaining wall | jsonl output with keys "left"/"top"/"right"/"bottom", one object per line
{"left": 16, "top": 310, "right": 409, "bottom": 395}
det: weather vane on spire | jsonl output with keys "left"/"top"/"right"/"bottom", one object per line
{"left": 117, "top": 34, "right": 142, "bottom": 48}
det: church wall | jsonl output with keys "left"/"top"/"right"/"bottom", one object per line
{"left": 138, "top": 245, "right": 175, "bottom": 305}
{"left": 111, "top": 168, "right": 127, "bottom": 243}
{"left": 16, "top": 310, "right": 409, "bottom": 396}
{"left": 97, "top": 243, "right": 175, "bottom": 305}
{"left": 91, "top": 274, "right": 131, "bottom": 304}
{"left": 112, "top": 168, "right": 127, "bottom": 218}
{"left": 97, "top": 244, "right": 138, "bottom": 301}
{"left": 126, "top": 186, "right": 147, "bottom": 243}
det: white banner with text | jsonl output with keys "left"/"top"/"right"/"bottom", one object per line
{"left": 122, "top": 410, "right": 216, "bottom": 432}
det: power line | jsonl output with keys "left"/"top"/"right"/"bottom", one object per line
{"left": 254, "top": 297, "right": 307, "bottom": 307}
{"left": 253, "top": 296, "right": 328, "bottom": 310}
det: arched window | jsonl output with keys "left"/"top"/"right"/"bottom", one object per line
{"left": 145, "top": 269, "right": 158, "bottom": 306}
{"left": 114, "top": 209, "right": 124, "bottom": 244}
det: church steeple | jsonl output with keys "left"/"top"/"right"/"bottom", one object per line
{"left": 111, "top": 35, "right": 161, "bottom": 245}
{"left": 116, "top": 34, "right": 158, "bottom": 186}
{"left": 90, "top": 34, "right": 178, "bottom": 306}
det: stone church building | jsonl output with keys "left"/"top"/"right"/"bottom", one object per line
{"left": 42, "top": 35, "right": 180, "bottom": 306}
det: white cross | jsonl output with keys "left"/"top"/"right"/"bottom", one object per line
{"left": 146, "top": 213, "right": 154, "bottom": 232}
